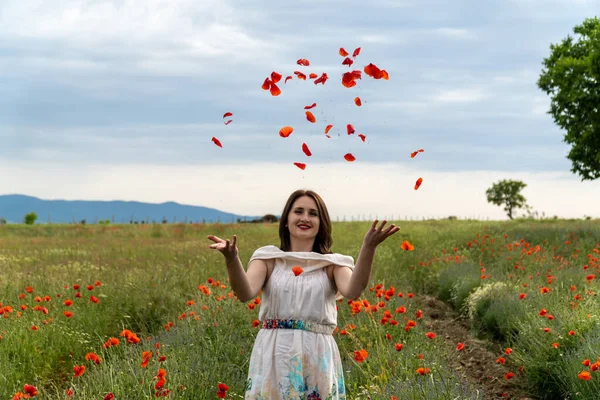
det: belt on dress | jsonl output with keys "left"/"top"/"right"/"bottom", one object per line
{"left": 261, "top": 319, "right": 335, "bottom": 335}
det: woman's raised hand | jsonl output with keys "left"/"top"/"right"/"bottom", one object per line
{"left": 363, "top": 220, "right": 400, "bottom": 249}
{"left": 207, "top": 234, "right": 238, "bottom": 260}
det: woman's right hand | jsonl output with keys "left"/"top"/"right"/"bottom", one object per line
{"left": 207, "top": 234, "right": 238, "bottom": 260}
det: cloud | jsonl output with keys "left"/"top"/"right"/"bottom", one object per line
{"left": 431, "top": 88, "right": 487, "bottom": 103}
{"left": 1, "top": 0, "right": 598, "bottom": 194}
{"left": 0, "top": 0, "right": 284, "bottom": 79}
{"left": 434, "top": 28, "right": 476, "bottom": 40}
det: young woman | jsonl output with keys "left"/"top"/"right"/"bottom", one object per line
{"left": 208, "top": 189, "right": 400, "bottom": 399}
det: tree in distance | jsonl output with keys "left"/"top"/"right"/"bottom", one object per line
{"left": 537, "top": 17, "right": 600, "bottom": 181}
{"left": 24, "top": 212, "right": 38, "bottom": 225}
{"left": 486, "top": 180, "right": 528, "bottom": 220}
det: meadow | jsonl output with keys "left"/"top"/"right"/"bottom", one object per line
{"left": 0, "top": 219, "right": 598, "bottom": 399}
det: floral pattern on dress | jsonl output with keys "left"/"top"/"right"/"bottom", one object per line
{"left": 245, "top": 352, "right": 346, "bottom": 399}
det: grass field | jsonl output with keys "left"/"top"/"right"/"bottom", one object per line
{"left": 1, "top": 219, "right": 599, "bottom": 399}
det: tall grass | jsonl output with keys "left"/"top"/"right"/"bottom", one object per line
{"left": 1, "top": 219, "right": 599, "bottom": 399}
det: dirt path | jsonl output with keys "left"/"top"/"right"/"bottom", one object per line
{"left": 420, "top": 295, "right": 536, "bottom": 399}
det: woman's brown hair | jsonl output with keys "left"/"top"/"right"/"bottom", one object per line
{"left": 278, "top": 189, "right": 333, "bottom": 254}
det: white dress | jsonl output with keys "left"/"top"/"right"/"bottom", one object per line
{"left": 244, "top": 245, "right": 355, "bottom": 400}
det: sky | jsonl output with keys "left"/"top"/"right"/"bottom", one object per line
{"left": 1, "top": 0, "right": 599, "bottom": 220}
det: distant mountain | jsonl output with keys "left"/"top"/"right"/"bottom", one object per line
{"left": 0, "top": 194, "right": 265, "bottom": 224}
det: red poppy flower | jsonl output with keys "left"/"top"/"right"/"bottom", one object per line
{"left": 354, "top": 349, "right": 368, "bottom": 363}
{"left": 401, "top": 240, "right": 415, "bottom": 251}
{"left": 73, "top": 365, "right": 86, "bottom": 377}
{"left": 216, "top": 383, "right": 229, "bottom": 398}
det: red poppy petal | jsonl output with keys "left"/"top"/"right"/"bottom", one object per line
{"left": 279, "top": 126, "right": 294, "bottom": 138}
{"left": 302, "top": 143, "right": 312, "bottom": 157}
{"left": 344, "top": 153, "right": 356, "bottom": 162}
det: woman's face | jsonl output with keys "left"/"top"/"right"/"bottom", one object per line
{"left": 287, "top": 195, "right": 320, "bottom": 240}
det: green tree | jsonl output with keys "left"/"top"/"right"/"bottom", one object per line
{"left": 486, "top": 180, "right": 528, "bottom": 220}
{"left": 537, "top": 17, "right": 600, "bottom": 181}
{"left": 24, "top": 212, "right": 38, "bottom": 225}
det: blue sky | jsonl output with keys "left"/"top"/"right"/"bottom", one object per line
{"left": 1, "top": 0, "right": 599, "bottom": 219}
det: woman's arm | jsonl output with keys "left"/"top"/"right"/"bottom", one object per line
{"left": 333, "top": 244, "right": 375, "bottom": 300}
{"left": 207, "top": 234, "right": 267, "bottom": 302}
{"left": 225, "top": 256, "right": 267, "bottom": 303}
{"left": 332, "top": 220, "right": 400, "bottom": 300}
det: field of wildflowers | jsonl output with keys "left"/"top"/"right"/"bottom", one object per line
{"left": 0, "top": 219, "right": 598, "bottom": 399}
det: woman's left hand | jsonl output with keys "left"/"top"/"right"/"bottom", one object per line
{"left": 363, "top": 220, "right": 400, "bottom": 249}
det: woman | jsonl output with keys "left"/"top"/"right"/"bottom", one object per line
{"left": 208, "top": 189, "right": 400, "bottom": 399}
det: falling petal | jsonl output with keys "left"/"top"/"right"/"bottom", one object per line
{"left": 339, "top": 48, "right": 349, "bottom": 57}
{"left": 325, "top": 124, "right": 333, "bottom": 134}
{"left": 302, "top": 143, "right": 312, "bottom": 156}
{"left": 294, "top": 162, "right": 306, "bottom": 170}
{"left": 270, "top": 83, "right": 281, "bottom": 96}
{"left": 304, "top": 103, "right": 317, "bottom": 110}
{"left": 344, "top": 153, "right": 356, "bottom": 162}
{"left": 306, "top": 111, "right": 316, "bottom": 123}
{"left": 414, "top": 177, "right": 423, "bottom": 190}
{"left": 410, "top": 149, "right": 424, "bottom": 158}
{"left": 341, "top": 70, "right": 362, "bottom": 88}
{"left": 347, "top": 124, "right": 355, "bottom": 135}
{"left": 342, "top": 79, "right": 357, "bottom": 88}
{"left": 223, "top": 112, "right": 233, "bottom": 118}
{"left": 279, "top": 126, "right": 294, "bottom": 138}
{"left": 211, "top": 137, "right": 222, "bottom": 148}
{"left": 358, "top": 134, "right": 366, "bottom": 142}
{"left": 292, "top": 266, "right": 304, "bottom": 276}
{"left": 352, "top": 47, "right": 361, "bottom": 58}
{"left": 270, "top": 71, "right": 282, "bottom": 83}
{"left": 297, "top": 58, "right": 310, "bottom": 66}
{"left": 314, "top": 73, "right": 328, "bottom": 85}
{"left": 261, "top": 78, "right": 272, "bottom": 90}
{"left": 294, "top": 71, "right": 307, "bottom": 80}
{"left": 309, "top": 73, "right": 318, "bottom": 79}
{"left": 342, "top": 57, "right": 354, "bottom": 67}
{"left": 354, "top": 97, "right": 362, "bottom": 106}
{"left": 224, "top": 120, "right": 233, "bottom": 125}
{"left": 285, "top": 75, "right": 293, "bottom": 84}
{"left": 364, "top": 63, "right": 388, "bottom": 79}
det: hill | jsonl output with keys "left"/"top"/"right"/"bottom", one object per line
{"left": 0, "top": 194, "right": 264, "bottom": 224}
